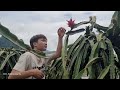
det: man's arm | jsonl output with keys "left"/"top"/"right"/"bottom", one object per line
{"left": 8, "top": 69, "right": 33, "bottom": 79}
{"left": 8, "top": 69, "right": 44, "bottom": 79}
{"left": 48, "top": 27, "right": 66, "bottom": 62}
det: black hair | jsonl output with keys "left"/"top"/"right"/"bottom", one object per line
{"left": 30, "top": 34, "right": 47, "bottom": 49}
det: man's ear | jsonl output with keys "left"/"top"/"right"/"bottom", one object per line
{"left": 33, "top": 42, "right": 37, "bottom": 47}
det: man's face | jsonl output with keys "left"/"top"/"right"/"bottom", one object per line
{"left": 34, "top": 38, "right": 47, "bottom": 51}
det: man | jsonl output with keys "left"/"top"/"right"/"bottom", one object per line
{"left": 8, "top": 27, "right": 66, "bottom": 79}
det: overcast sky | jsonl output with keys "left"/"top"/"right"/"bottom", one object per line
{"left": 0, "top": 11, "right": 115, "bottom": 51}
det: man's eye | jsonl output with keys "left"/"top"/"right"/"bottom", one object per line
{"left": 42, "top": 40, "right": 46, "bottom": 42}
{"left": 42, "top": 39, "right": 47, "bottom": 42}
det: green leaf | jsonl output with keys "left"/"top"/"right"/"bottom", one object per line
{"left": 72, "top": 42, "right": 86, "bottom": 78}
{"left": 97, "top": 65, "right": 110, "bottom": 79}
{"left": 101, "top": 50, "right": 109, "bottom": 67}
{"left": 86, "top": 57, "right": 102, "bottom": 79}
{"left": 106, "top": 38, "right": 115, "bottom": 79}
{"left": 94, "top": 23, "right": 108, "bottom": 32}
{"left": 89, "top": 42, "right": 99, "bottom": 60}
{"left": 74, "top": 69, "right": 85, "bottom": 79}
{"left": 81, "top": 42, "right": 90, "bottom": 67}
{"left": 85, "top": 57, "right": 102, "bottom": 69}
{"left": 0, "top": 50, "right": 6, "bottom": 56}
{"left": 68, "top": 37, "right": 86, "bottom": 73}
{"left": 67, "top": 35, "right": 83, "bottom": 58}
{"left": 62, "top": 35, "right": 69, "bottom": 79}
{"left": 89, "top": 16, "right": 96, "bottom": 25}
{"left": 99, "top": 39, "right": 107, "bottom": 50}
{"left": 0, "top": 24, "right": 30, "bottom": 50}
{"left": 66, "top": 29, "right": 85, "bottom": 35}
{"left": 111, "top": 11, "right": 120, "bottom": 28}
{"left": 0, "top": 52, "right": 16, "bottom": 70}
{"left": 72, "top": 20, "right": 90, "bottom": 30}
{"left": 67, "top": 43, "right": 73, "bottom": 49}
{"left": 114, "top": 46, "right": 120, "bottom": 62}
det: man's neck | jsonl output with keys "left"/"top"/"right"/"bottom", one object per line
{"left": 33, "top": 48, "right": 41, "bottom": 52}
{"left": 33, "top": 48, "right": 46, "bottom": 56}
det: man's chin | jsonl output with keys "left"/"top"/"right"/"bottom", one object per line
{"left": 43, "top": 48, "right": 47, "bottom": 51}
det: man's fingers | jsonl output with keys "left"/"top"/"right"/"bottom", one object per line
{"left": 59, "top": 27, "right": 65, "bottom": 30}
{"left": 36, "top": 72, "right": 44, "bottom": 79}
{"left": 58, "top": 27, "right": 66, "bottom": 32}
{"left": 40, "top": 73, "right": 44, "bottom": 77}
{"left": 40, "top": 70, "right": 44, "bottom": 77}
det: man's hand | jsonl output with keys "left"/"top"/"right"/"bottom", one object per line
{"left": 31, "top": 68, "right": 44, "bottom": 79}
{"left": 58, "top": 27, "right": 66, "bottom": 38}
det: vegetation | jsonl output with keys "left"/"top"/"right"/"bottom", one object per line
{"left": 0, "top": 11, "right": 120, "bottom": 79}
{"left": 0, "top": 36, "right": 21, "bottom": 49}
